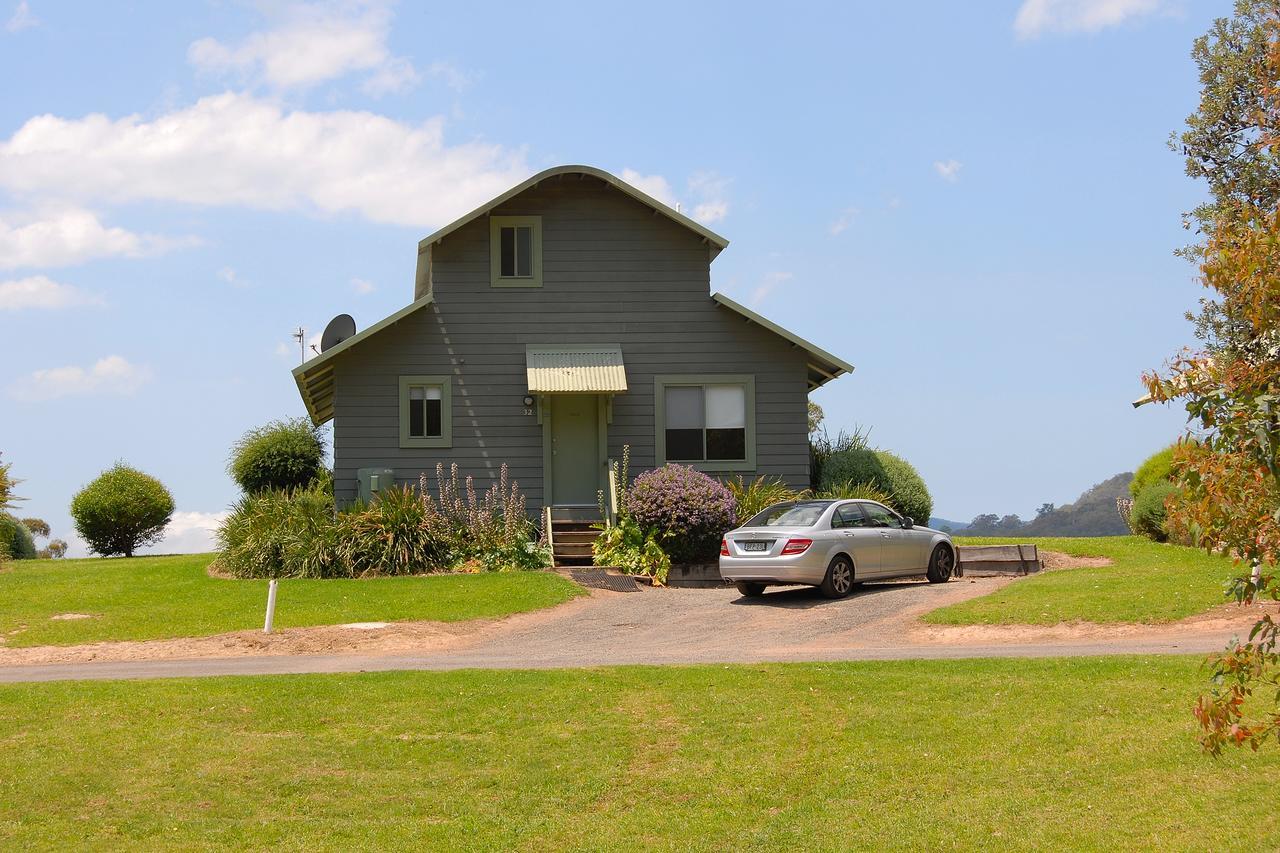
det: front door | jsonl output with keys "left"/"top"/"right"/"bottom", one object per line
{"left": 550, "top": 394, "right": 599, "bottom": 505}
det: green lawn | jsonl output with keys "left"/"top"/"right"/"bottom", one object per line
{"left": 1, "top": 657, "right": 1276, "bottom": 849}
{"left": 928, "top": 536, "right": 1238, "bottom": 626}
{"left": 0, "top": 553, "right": 583, "bottom": 647}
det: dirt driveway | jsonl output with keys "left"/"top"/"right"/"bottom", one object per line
{"left": 0, "top": 574, "right": 1269, "bottom": 683}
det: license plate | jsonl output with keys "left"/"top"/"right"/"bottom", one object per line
{"left": 742, "top": 541, "right": 769, "bottom": 552}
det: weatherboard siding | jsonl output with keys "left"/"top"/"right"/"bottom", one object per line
{"left": 331, "top": 178, "right": 810, "bottom": 506}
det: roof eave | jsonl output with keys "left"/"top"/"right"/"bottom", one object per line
{"left": 417, "top": 165, "right": 730, "bottom": 257}
{"left": 710, "top": 292, "right": 854, "bottom": 390}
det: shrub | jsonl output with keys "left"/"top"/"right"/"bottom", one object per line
{"left": 815, "top": 480, "right": 893, "bottom": 504}
{"left": 819, "top": 448, "right": 933, "bottom": 523}
{"left": 336, "top": 486, "right": 454, "bottom": 577}
{"left": 70, "top": 464, "right": 174, "bottom": 557}
{"left": 626, "top": 464, "right": 736, "bottom": 564}
{"left": 229, "top": 418, "right": 327, "bottom": 494}
{"left": 1132, "top": 480, "right": 1179, "bottom": 542}
{"left": 1130, "top": 446, "right": 1177, "bottom": 498}
{"left": 217, "top": 483, "right": 343, "bottom": 578}
{"left": 0, "top": 513, "right": 36, "bottom": 560}
{"left": 421, "top": 463, "right": 548, "bottom": 571}
{"left": 808, "top": 426, "right": 871, "bottom": 491}
{"left": 725, "top": 475, "right": 805, "bottom": 525}
{"left": 593, "top": 514, "right": 670, "bottom": 584}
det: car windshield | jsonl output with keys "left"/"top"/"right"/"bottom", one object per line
{"left": 744, "top": 501, "right": 833, "bottom": 528}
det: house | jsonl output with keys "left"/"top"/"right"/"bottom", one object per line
{"left": 293, "top": 165, "right": 852, "bottom": 516}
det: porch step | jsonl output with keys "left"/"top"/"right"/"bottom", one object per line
{"left": 549, "top": 507, "right": 603, "bottom": 568}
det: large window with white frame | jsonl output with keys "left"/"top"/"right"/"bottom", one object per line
{"left": 654, "top": 375, "right": 756, "bottom": 471}
{"left": 489, "top": 215, "right": 542, "bottom": 288}
{"left": 399, "top": 375, "right": 452, "bottom": 448}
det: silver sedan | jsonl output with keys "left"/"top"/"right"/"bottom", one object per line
{"left": 718, "top": 499, "right": 957, "bottom": 598}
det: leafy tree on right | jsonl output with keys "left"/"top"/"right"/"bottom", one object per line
{"left": 1146, "top": 0, "right": 1280, "bottom": 753}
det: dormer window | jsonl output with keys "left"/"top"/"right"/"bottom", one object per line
{"left": 490, "top": 215, "right": 542, "bottom": 288}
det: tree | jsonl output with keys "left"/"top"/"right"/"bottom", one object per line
{"left": 967, "top": 514, "right": 999, "bottom": 534}
{"left": 1036, "top": 503, "right": 1055, "bottom": 518}
{"left": 42, "top": 539, "right": 68, "bottom": 559}
{"left": 807, "top": 401, "right": 825, "bottom": 436}
{"left": 70, "top": 463, "right": 174, "bottom": 558}
{"left": 20, "top": 517, "right": 49, "bottom": 538}
{"left": 1145, "top": 1, "right": 1280, "bottom": 753}
{"left": 0, "top": 452, "right": 20, "bottom": 512}
{"left": 997, "top": 514, "right": 1025, "bottom": 532}
{"left": 229, "top": 418, "right": 327, "bottom": 494}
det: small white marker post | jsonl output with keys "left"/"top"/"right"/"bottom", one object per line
{"left": 264, "top": 578, "right": 279, "bottom": 634}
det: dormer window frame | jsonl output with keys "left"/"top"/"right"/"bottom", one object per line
{"left": 489, "top": 215, "right": 543, "bottom": 288}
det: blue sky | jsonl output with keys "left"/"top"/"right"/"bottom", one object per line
{"left": 1, "top": 0, "right": 1216, "bottom": 553}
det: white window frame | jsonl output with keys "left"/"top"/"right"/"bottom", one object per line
{"left": 653, "top": 374, "right": 756, "bottom": 472}
{"left": 489, "top": 215, "right": 543, "bottom": 288}
{"left": 399, "top": 375, "right": 452, "bottom": 449}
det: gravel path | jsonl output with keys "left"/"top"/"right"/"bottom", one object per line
{"left": 0, "top": 578, "right": 1251, "bottom": 683}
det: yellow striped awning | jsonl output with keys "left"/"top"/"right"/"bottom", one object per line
{"left": 526, "top": 344, "right": 627, "bottom": 393}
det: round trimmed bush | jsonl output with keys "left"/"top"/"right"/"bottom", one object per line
{"left": 1130, "top": 446, "right": 1176, "bottom": 498}
{"left": 1132, "top": 480, "right": 1178, "bottom": 542}
{"left": 0, "top": 513, "right": 36, "bottom": 560}
{"left": 229, "top": 418, "right": 327, "bottom": 494}
{"left": 70, "top": 463, "right": 174, "bottom": 557}
{"left": 626, "top": 464, "right": 736, "bottom": 564}
{"left": 819, "top": 448, "right": 933, "bottom": 523}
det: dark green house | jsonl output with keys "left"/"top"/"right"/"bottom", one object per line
{"left": 293, "top": 165, "right": 852, "bottom": 512}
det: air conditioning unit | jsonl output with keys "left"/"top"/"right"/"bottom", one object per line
{"left": 356, "top": 467, "right": 396, "bottom": 504}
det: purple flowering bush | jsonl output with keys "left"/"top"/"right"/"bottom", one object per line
{"left": 626, "top": 464, "right": 736, "bottom": 564}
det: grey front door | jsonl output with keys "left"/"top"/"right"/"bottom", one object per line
{"left": 550, "top": 394, "right": 598, "bottom": 505}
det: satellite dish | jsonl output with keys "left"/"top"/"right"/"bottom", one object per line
{"left": 320, "top": 314, "right": 356, "bottom": 352}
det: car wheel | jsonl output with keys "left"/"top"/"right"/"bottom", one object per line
{"left": 819, "top": 556, "right": 855, "bottom": 599}
{"left": 735, "top": 581, "right": 766, "bottom": 597}
{"left": 926, "top": 544, "right": 954, "bottom": 584}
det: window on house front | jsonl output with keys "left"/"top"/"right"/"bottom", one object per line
{"left": 490, "top": 216, "right": 542, "bottom": 287}
{"left": 399, "top": 376, "right": 452, "bottom": 448}
{"left": 654, "top": 375, "right": 756, "bottom": 471}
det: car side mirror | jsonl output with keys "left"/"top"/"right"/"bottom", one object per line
{"left": 902, "top": 517, "right": 914, "bottom": 529}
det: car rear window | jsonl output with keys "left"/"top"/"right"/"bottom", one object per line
{"left": 744, "top": 501, "right": 833, "bottom": 528}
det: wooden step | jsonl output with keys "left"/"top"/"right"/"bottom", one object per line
{"left": 554, "top": 530, "right": 600, "bottom": 545}
{"left": 553, "top": 542, "right": 595, "bottom": 558}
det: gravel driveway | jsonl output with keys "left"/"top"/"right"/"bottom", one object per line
{"left": 0, "top": 576, "right": 1252, "bottom": 683}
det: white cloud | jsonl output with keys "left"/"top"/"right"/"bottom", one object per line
{"left": 750, "top": 271, "right": 793, "bottom": 307}
{"left": 620, "top": 169, "right": 677, "bottom": 207}
{"left": 188, "top": 0, "right": 418, "bottom": 93}
{"left": 620, "top": 168, "right": 730, "bottom": 225}
{"left": 6, "top": 1, "right": 37, "bottom": 33}
{"left": 0, "top": 207, "right": 191, "bottom": 270}
{"left": 218, "top": 266, "right": 250, "bottom": 288}
{"left": 142, "top": 510, "right": 229, "bottom": 555}
{"left": 933, "top": 159, "right": 963, "bottom": 182}
{"left": 0, "top": 275, "right": 103, "bottom": 310}
{"left": 0, "top": 92, "right": 530, "bottom": 228}
{"left": 423, "top": 60, "right": 473, "bottom": 93}
{"left": 9, "top": 354, "right": 152, "bottom": 401}
{"left": 1014, "top": 0, "right": 1167, "bottom": 39}
{"left": 828, "top": 207, "right": 859, "bottom": 236}
{"left": 351, "top": 277, "right": 375, "bottom": 294}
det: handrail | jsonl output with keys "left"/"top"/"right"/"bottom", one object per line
{"left": 606, "top": 461, "right": 620, "bottom": 526}
{"left": 544, "top": 504, "right": 555, "bottom": 554}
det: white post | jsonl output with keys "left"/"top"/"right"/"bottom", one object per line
{"left": 264, "top": 578, "right": 279, "bottom": 633}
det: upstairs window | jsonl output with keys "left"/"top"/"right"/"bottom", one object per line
{"left": 490, "top": 215, "right": 542, "bottom": 288}
{"left": 399, "top": 376, "right": 452, "bottom": 448}
{"left": 654, "top": 375, "right": 756, "bottom": 472}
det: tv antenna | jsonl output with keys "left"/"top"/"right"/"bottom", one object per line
{"left": 292, "top": 326, "right": 306, "bottom": 365}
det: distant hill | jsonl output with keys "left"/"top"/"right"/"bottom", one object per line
{"left": 1022, "top": 473, "right": 1133, "bottom": 537}
{"left": 939, "top": 472, "right": 1135, "bottom": 538}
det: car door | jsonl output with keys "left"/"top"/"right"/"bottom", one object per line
{"left": 831, "top": 502, "right": 882, "bottom": 578}
{"left": 859, "top": 502, "right": 914, "bottom": 576}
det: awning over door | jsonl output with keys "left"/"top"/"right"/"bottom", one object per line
{"left": 526, "top": 344, "right": 627, "bottom": 393}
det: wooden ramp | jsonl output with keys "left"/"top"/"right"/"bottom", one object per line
{"left": 956, "top": 544, "right": 1042, "bottom": 576}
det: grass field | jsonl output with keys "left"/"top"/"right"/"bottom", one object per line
{"left": 0, "top": 553, "right": 583, "bottom": 647}
{"left": 1, "top": 656, "right": 1276, "bottom": 850}
{"left": 928, "top": 536, "right": 1238, "bottom": 626}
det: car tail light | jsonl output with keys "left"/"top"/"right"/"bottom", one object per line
{"left": 720, "top": 538, "right": 730, "bottom": 557}
{"left": 781, "top": 538, "right": 812, "bottom": 555}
